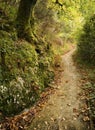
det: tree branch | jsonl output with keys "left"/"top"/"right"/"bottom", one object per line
{"left": 55, "top": 0, "right": 63, "bottom": 7}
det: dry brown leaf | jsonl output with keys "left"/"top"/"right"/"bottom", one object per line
{"left": 50, "top": 117, "right": 54, "bottom": 121}
{"left": 62, "top": 117, "right": 66, "bottom": 121}
{"left": 44, "top": 121, "right": 48, "bottom": 125}
{"left": 81, "top": 109, "right": 86, "bottom": 113}
{"left": 65, "top": 80, "right": 69, "bottom": 83}
{"left": 67, "top": 103, "right": 71, "bottom": 106}
{"left": 73, "top": 108, "right": 78, "bottom": 113}
{"left": 65, "top": 125, "right": 67, "bottom": 129}
{"left": 73, "top": 117, "right": 77, "bottom": 120}
{"left": 83, "top": 116, "right": 90, "bottom": 121}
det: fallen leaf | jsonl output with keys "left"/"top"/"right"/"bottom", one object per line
{"left": 23, "top": 116, "right": 27, "bottom": 120}
{"left": 62, "top": 117, "right": 66, "bottom": 121}
{"left": 44, "top": 121, "right": 48, "bottom": 125}
{"left": 67, "top": 103, "right": 71, "bottom": 106}
{"left": 65, "top": 80, "right": 69, "bottom": 83}
{"left": 38, "top": 124, "right": 40, "bottom": 128}
{"left": 81, "top": 109, "right": 86, "bottom": 113}
{"left": 73, "top": 117, "right": 77, "bottom": 120}
{"left": 65, "top": 125, "right": 67, "bottom": 129}
{"left": 50, "top": 117, "right": 54, "bottom": 121}
{"left": 83, "top": 116, "right": 90, "bottom": 121}
{"left": 73, "top": 108, "right": 78, "bottom": 113}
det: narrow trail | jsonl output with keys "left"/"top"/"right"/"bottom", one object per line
{"left": 28, "top": 49, "right": 90, "bottom": 130}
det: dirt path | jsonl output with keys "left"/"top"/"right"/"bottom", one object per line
{"left": 28, "top": 49, "right": 90, "bottom": 130}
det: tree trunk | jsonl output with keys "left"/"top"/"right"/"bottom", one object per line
{"left": 16, "top": 0, "right": 37, "bottom": 41}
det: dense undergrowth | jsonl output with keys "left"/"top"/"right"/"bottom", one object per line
{"left": 0, "top": 2, "right": 55, "bottom": 117}
{"left": 75, "top": 13, "right": 95, "bottom": 128}
{"left": 77, "top": 14, "right": 95, "bottom": 65}
{"left": 74, "top": 59, "right": 95, "bottom": 129}
{"left": 85, "top": 68, "right": 95, "bottom": 129}
{"left": 0, "top": 38, "right": 54, "bottom": 116}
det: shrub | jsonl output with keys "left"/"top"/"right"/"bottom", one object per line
{"left": 77, "top": 14, "right": 95, "bottom": 64}
{"left": 0, "top": 38, "right": 40, "bottom": 115}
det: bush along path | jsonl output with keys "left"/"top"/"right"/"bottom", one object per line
{"left": 28, "top": 49, "right": 90, "bottom": 130}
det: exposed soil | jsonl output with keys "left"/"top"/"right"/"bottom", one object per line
{"left": 28, "top": 49, "right": 90, "bottom": 130}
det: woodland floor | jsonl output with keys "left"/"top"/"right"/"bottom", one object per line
{"left": 0, "top": 49, "right": 91, "bottom": 130}
{"left": 28, "top": 49, "right": 90, "bottom": 130}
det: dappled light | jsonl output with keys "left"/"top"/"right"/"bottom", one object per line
{"left": 0, "top": 0, "right": 95, "bottom": 130}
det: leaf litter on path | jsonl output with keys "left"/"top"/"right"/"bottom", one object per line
{"left": 28, "top": 49, "right": 90, "bottom": 130}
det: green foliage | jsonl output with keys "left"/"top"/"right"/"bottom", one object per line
{"left": 0, "top": 1, "right": 18, "bottom": 20}
{"left": 0, "top": 38, "right": 54, "bottom": 116}
{"left": 77, "top": 14, "right": 95, "bottom": 64}
{"left": 0, "top": 38, "right": 38, "bottom": 115}
{"left": 0, "top": 0, "right": 55, "bottom": 116}
{"left": 38, "top": 53, "right": 54, "bottom": 88}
